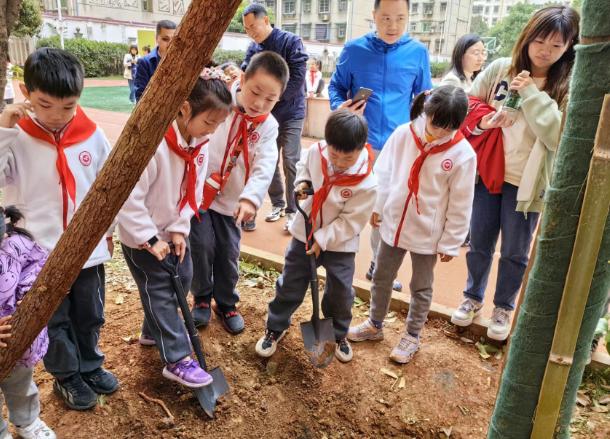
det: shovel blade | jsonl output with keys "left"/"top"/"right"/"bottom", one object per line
{"left": 300, "top": 318, "right": 336, "bottom": 368}
{"left": 193, "top": 367, "right": 230, "bottom": 418}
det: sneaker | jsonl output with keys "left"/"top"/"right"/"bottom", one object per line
{"left": 192, "top": 300, "right": 212, "bottom": 328}
{"left": 283, "top": 213, "right": 295, "bottom": 232}
{"left": 335, "top": 339, "right": 353, "bottom": 363}
{"left": 451, "top": 298, "right": 484, "bottom": 327}
{"left": 347, "top": 319, "right": 384, "bottom": 342}
{"left": 487, "top": 307, "right": 512, "bottom": 341}
{"left": 365, "top": 261, "right": 403, "bottom": 292}
{"left": 53, "top": 374, "right": 97, "bottom": 411}
{"left": 241, "top": 219, "right": 257, "bottom": 232}
{"left": 265, "top": 206, "right": 286, "bottom": 222}
{"left": 138, "top": 333, "right": 156, "bottom": 346}
{"left": 15, "top": 418, "right": 56, "bottom": 439}
{"left": 81, "top": 368, "right": 119, "bottom": 394}
{"left": 213, "top": 304, "right": 245, "bottom": 334}
{"left": 162, "top": 358, "right": 213, "bottom": 388}
{"left": 390, "top": 334, "right": 420, "bottom": 364}
{"left": 255, "top": 329, "right": 287, "bottom": 358}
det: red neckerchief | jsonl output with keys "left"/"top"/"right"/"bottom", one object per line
{"left": 164, "top": 124, "right": 208, "bottom": 220}
{"left": 308, "top": 143, "right": 374, "bottom": 246}
{"left": 17, "top": 106, "right": 97, "bottom": 229}
{"left": 219, "top": 108, "right": 268, "bottom": 190}
{"left": 393, "top": 125, "right": 464, "bottom": 247}
{"left": 310, "top": 71, "right": 315, "bottom": 87}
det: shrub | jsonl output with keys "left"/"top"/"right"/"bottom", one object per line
{"left": 36, "top": 36, "right": 128, "bottom": 77}
{"left": 213, "top": 48, "right": 246, "bottom": 66}
{"left": 430, "top": 61, "right": 450, "bottom": 79}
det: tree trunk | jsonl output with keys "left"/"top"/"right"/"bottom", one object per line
{"left": 488, "top": 0, "right": 610, "bottom": 437}
{"left": 0, "top": 0, "right": 242, "bottom": 380}
{"left": 0, "top": 0, "right": 23, "bottom": 111}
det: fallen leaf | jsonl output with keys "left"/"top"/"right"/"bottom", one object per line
{"left": 576, "top": 394, "right": 591, "bottom": 407}
{"left": 601, "top": 384, "right": 610, "bottom": 392}
{"left": 98, "top": 394, "right": 106, "bottom": 406}
{"left": 458, "top": 405, "right": 470, "bottom": 415}
{"left": 598, "top": 395, "right": 610, "bottom": 405}
{"left": 591, "top": 403, "right": 608, "bottom": 413}
{"left": 386, "top": 311, "right": 396, "bottom": 319}
{"left": 353, "top": 297, "right": 365, "bottom": 306}
{"left": 121, "top": 336, "right": 132, "bottom": 343}
{"left": 459, "top": 337, "right": 474, "bottom": 344}
{"left": 384, "top": 317, "right": 398, "bottom": 324}
{"left": 380, "top": 368, "right": 398, "bottom": 380}
{"left": 475, "top": 342, "right": 491, "bottom": 359}
{"left": 115, "top": 294, "right": 124, "bottom": 305}
{"left": 441, "top": 426, "right": 452, "bottom": 437}
{"left": 398, "top": 377, "right": 406, "bottom": 389}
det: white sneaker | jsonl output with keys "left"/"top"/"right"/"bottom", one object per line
{"left": 451, "top": 298, "right": 483, "bottom": 327}
{"left": 0, "top": 431, "right": 13, "bottom": 439}
{"left": 255, "top": 329, "right": 287, "bottom": 358}
{"left": 265, "top": 206, "right": 285, "bottom": 222}
{"left": 347, "top": 319, "right": 384, "bottom": 342}
{"left": 283, "top": 213, "right": 295, "bottom": 232}
{"left": 487, "top": 307, "right": 512, "bottom": 341}
{"left": 335, "top": 339, "right": 353, "bottom": 363}
{"left": 390, "top": 333, "right": 420, "bottom": 364}
{"left": 15, "top": 418, "right": 56, "bottom": 439}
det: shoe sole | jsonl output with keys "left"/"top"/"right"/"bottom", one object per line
{"left": 347, "top": 331, "right": 384, "bottom": 343}
{"left": 255, "top": 331, "right": 287, "bottom": 358}
{"left": 213, "top": 307, "right": 245, "bottom": 335}
{"left": 193, "top": 319, "right": 210, "bottom": 328}
{"left": 451, "top": 310, "right": 482, "bottom": 327}
{"left": 265, "top": 213, "right": 286, "bottom": 222}
{"left": 139, "top": 338, "right": 157, "bottom": 347}
{"left": 162, "top": 367, "right": 213, "bottom": 388}
{"left": 334, "top": 347, "right": 353, "bottom": 363}
{"left": 242, "top": 226, "right": 256, "bottom": 232}
{"left": 53, "top": 383, "right": 97, "bottom": 411}
{"left": 390, "top": 347, "right": 419, "bottom": 364}
{"left": 486, "top": 327, "right": 510, "bottom": 341}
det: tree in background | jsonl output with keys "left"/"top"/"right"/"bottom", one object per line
{"left": 1, "top": 0, "right": 23, "bottom": 111}
{"left": 487, "top": 2, "right": 538, "bottom": 57}
{"left": 228, "top": 0, "right": 276, "bottom": 33}
{"left": 12, "top": 0, "right": 42, "bottom": 38}
{"left": 470, "top": 15, "right": 489, "bottom": 36}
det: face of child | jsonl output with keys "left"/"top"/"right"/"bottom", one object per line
{"left": 527, "top": 32, "right": 569, "bottom": 74}
{"left": 156, "top": 27, "right": 176, "bottom": 58}
{"left": 225, "top": 66, "right": 240, "bottom": 83}
{"left": 373, "top": 0, "right": 408, "bottom": 45}
{"left": 238, "top": 70, "right": 282, "bottom": 118}
{"left": 462, "top": 41, "right": 487, "bottom": 75}
{"left": 183, "top": 106, "right": 230, "bottom": 139}
{"left": 327, "top": 145, "right": 362, "bottom": 172}
{"left": 425, "top": 117, "right": 454, "bottom": 142}
{"left": 20, "top": 86, "right": 78, "bottom": 131}
{"left": 309, "top": 62, "right": 318, "bottom": 72}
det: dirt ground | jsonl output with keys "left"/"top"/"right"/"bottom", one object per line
{"left": 27, "top": 245, "right": 609, "bottom": 439}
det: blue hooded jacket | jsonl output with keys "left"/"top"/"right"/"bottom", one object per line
{"left": 329, "top": 33, "right": 433, "bottom": 150}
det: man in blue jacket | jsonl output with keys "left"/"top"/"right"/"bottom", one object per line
{"left": 134, "top": 20, "right": 176, "bottom": 101}
{"left": 329, "top": 0, "right": 433, "bottom": 291}
{"left": 241, "top": 3, "right": 308, "bottom": 232}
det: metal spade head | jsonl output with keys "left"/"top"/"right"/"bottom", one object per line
{"left": 300, "top": 318, "right": 336, "bottom": 368}
{"left": 194, "top": 367, "right": 230, "bottom": 418}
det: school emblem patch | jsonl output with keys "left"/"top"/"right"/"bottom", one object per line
{"left": 441, "top": 159, "right": 453, "bottom": 172}
{"left": 340, "top": 189, "right": 353, "bottom": 199}
{"left": 249, "top": 131, "right": 261, "bottom": 144}
{"left": 197, "top": 154, "right": 205, "bottom": 166}
{"left": 79, "top": 151, "right": 92, "bottom": 167}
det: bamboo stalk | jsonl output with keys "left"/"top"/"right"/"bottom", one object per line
{"left": 531, "top": 95, "right": 610, "bottom": 438}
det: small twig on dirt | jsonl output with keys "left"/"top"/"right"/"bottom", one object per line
{"left": 139, "top": 392, "right": 174, "bottom": 421}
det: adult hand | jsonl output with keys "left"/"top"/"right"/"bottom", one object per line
{"left": 306, "top": 240, "right": 321, "bottom": 258}
{"left": 146, "top": 240, "right": 170, "bottom": 261}
{"left": 510, "top": 70, "right": 532, "bottom": 92}
{"left": 370, "top": 212, "right": 382, "bottom": 228}
{"left": 234, "top": 199, "right": 256, "bottom": 225}
{"left": 439, "top": 253, "right": 454, "bottom": 262}
{"left": 0, "top": 102, "right": 33, "bottom": 128}
{"left": 170, "top": 232, "right": 187, "bottom": 263}
{"left": 339, "top": 99, "right": 366, "bottom": 116}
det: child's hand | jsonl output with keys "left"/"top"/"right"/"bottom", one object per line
{"left": 170, "top": 232, "right": 187, "bottom": 264}
{"left": 234, "top": 199, "right": 256, "bottom": 225}
{"left": 339, "top": 99, "right": 366, "bottom": 116}
{"left": 0, "top": 102, "right": 33, "bottom": 128}
{"left": 510, "top": 70, "right": 532, "bottom": 91}
{"left": 106, "top": 237, "right": 114, "bottom": 258}
{"left": 370, "top": 212, "right": 382, "bottom": 228}
{"left": 295, "top": 182, "right": 312, "bottom": 200}
{"left": 439, "top": 253, "right": 453, "bottom": 262}
{"left": 0, "top": 316, "right": 12, "bottom": 348}
{"left": 147, "top": 240, "right": 170, "bottom": 261}
{"left": 306, "top": 240, "right": 321, "bottom": 259}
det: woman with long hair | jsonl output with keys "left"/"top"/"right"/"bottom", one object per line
{"left": 441, "top": 33, "right": 487, "bottom": 92}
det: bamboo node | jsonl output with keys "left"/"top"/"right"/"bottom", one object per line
{"left": 549, "top": 353, "right": 573, "bottom": 366}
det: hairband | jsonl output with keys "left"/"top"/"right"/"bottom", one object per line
{"left": 200, "top": 67, "right": 231, "bottom": 83}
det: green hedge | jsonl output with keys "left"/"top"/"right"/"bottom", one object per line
{"left": 430, "top": 61, "right": 450, "bottom": 79}
{"left": 36, "top": 37, "right": 128, "bottom": 78}
{"left": 213, "top": 48, "right": 246, "bottom": 66}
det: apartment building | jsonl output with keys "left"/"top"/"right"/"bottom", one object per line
{"left": 471, "top": 0, "right": 516, "bottom": 28}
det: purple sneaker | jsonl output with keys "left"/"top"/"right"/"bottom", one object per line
{"left": 162, "top": 358, "right": 213, "bottom": 388}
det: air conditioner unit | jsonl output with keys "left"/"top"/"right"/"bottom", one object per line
{"left": 320, "top": 14, "right": 330, "bottom": 22}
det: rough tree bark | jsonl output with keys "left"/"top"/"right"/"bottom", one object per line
{"left": 0, "top": 0, "right": 242, "bottom": 380}
{"left": 0, "top": 0, "right": 23, "bottom": 110}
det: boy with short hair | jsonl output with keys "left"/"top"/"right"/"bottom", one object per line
{"left": 188, "top": 51, "right": 288, "bottom": 334}
{"left": 255, "top": 110, "right": 377, "bottom": 362}
{"left": 0, "top": 48, "right": 117, "bottom": 411}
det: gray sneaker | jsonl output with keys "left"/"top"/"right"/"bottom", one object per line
{"left": 347, "top": 319, "right": 384, "bottom": 342}
{"left": 283, "top": 213, "right": 295, "bottom": 232}
{"left": 487, "top": 307, "right": 512, "bottom": 341}
{"left": 265, "top": 206, "right": 285, "bottom": 222}
{"left": 390, "top": 334, "right": 420, "bottom": 364}
{"left": 451, "top": 298, "right": 483, "bottom": 327}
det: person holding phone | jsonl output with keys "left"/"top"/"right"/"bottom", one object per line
{"left": 328, "top": 0, "right": 433, "bottom": 291}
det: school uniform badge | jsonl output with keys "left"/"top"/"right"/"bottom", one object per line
{"left": 197, "top": 154, "right": 205, "bottom": 166}
{"left": 441, "top": 159, "right": 453, "bottom": 172}
{"left": 340, "top": 189, "right": 353, "bottom": 199}
{"left": 79, "top": 151, "right": 92, "bottom": 167}
{"left": 249, "top": 131, "right": 261, "bottom": 144}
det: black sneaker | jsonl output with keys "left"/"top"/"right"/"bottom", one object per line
{"left": 54, "top": 374, "right": 97, "bottom": 410}
{"left": 335, "top": 338, "right": 353, "bottom": 363}
{"left": 82, "top": 368, "right": 119, "bottom": 394}
{"left": 213, "top": 304, "right": 245, "bottom": 334}
{"left": 366, "top": 261, "right": 403, "bottom": 292}
{"left": 255, "top": 329, "right": 287, "bottom": 357}
{"left": 192, "top": 300, "right": 212, "bottom": 328}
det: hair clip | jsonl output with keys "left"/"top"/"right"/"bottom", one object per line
{"left": 200, "top": 67, "right": 231, "bottom": 83}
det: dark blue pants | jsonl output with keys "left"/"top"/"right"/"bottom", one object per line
{"left": 189, "top": 210, "right": 241, "bottom": 312}
{"left": 128, "top": 79, "right": 136, "bottom": 103}
{"left": 464, "top": 182, "right": 539, "bottom": 310}
{"left": 43, "top": 265, "right": 106, "bottom": 380}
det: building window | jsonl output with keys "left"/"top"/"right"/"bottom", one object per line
{"left": 315, "top": 23, "right": 330, "bottom": 41}
{"left": 410, "top": 21, "right": 417, "bottom": 32}
{"left": 283, "top": 0, "right": 296, "bottom": 14}
{"left": 485, "top": 6, "right": 489, "bottom": 13}
{"left": 422, "top": 21, "right": 432, "bottom": 32}
{"left": 301, "top": 23, "right": 311, "bottom": 39}
{"left": 440, "top": 2, "right": 447, "bottom": 14}
{"left": 492, "top": 17, "right": 498, "bottom": 25}
{"left": 302, "top": 0, "right": 311, "bottom": 13}
{"left": 265, "top": 0, "right": 275, "bottom": 9}
{"left": 438, "top": 21, "right": 444, "bottom": 33}
{"left": 319, "top": 0, "right": 330, "bottom": 14}
{"left": 424, "top": 3, "right": 434, "bottom": 15}
{"left": 283, "top": 23, "right": 297, "bottom": 33}
{"left": 411, "top": 3, "right": 419, "bottom": 14}
{"left": 434, "top": 39, "right": 443, "bottom": 53}
{"left": 493, "top": 5, "right": 499, "bottom": 13}
{"left": 142, "top": 0, "right": 153, "bottom": 12}
{"left": 337, "top": 23, "right": 347, "bottom": 40}
{"left": 339, "top": 0, "right": 348, "bottom": 12}
{"left": 473, "top": 5, "right": 483, "bottom": 14}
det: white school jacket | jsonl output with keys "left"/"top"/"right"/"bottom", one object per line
{"left": 306, "top": 70, "right": 323, "bottom": 95}
{"left": 0, "top": 112, "right": 112, "bottom": 268}
{"left": 289, "top": 142, "right": 377, "bottom": 253}
{"left": 206, "top": 82, "right": 279, "bottom": 217}
{"left": 375, "top": 116, "right": 476, "bottom": 257}
{"left": 118, "top": 121, "right": 209, "bottom": 249}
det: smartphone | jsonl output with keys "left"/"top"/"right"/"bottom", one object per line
{"left": 351, "top": 87, "right": 373, "bottom": 104}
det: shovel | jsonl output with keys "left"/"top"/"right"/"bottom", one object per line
{"left": 160, "top": 252, "right": 229, "bottom": 418}
{"left": 294, "top": 185, "right": 336, "bottom": 368}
